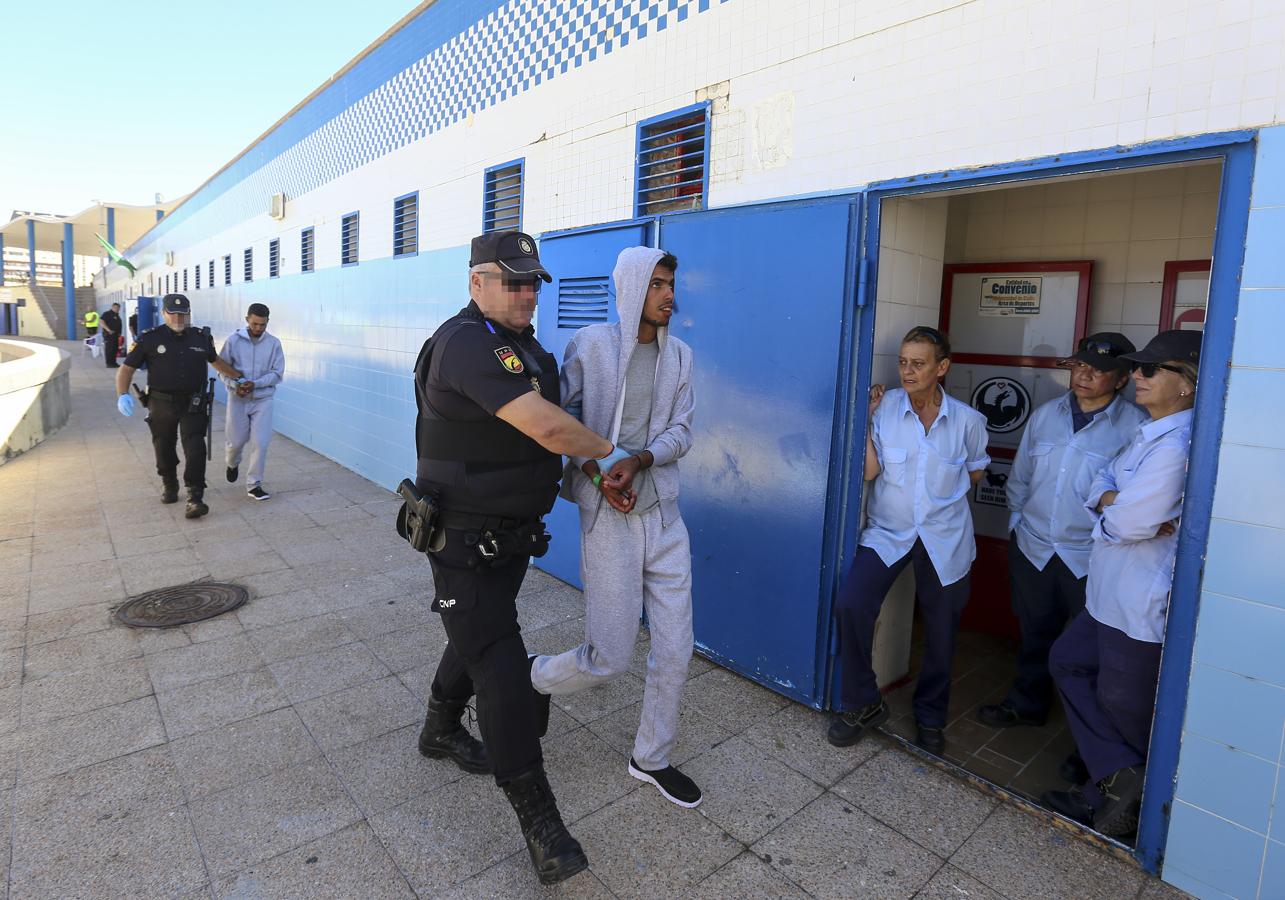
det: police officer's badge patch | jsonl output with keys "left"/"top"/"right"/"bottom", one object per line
{"left": 494, "top": 346, "right": 523, "bottom": 374}
{"left": 518, "top": 237, "right": 534, "bottom": 254}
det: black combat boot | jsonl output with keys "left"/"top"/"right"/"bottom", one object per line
{"left": 161, "top": 479, "right": 180, "bottom": 504}
{"left": 184, "top": 492, "right": 209, "bottom": 519}
{"left": 502, "top": 767, "right": 588, "bottom": 885}
{"left": 417, "top": 696, "right": 489, "bottom": 774}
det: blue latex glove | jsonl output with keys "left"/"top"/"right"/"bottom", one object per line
{"left": 599, "top": 446, "right": 632, "bottom": 474}
{"left": 116, "top": 393, "right": 135, "bottom": 417}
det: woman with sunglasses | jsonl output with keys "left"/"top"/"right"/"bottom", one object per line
{"left": 1043, "top": 329, "right": 1201, "bottom": 838}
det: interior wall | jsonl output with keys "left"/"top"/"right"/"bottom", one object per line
{"left": 943, "top": 164, "right": 1221, "bottom": 350}
{"left": 872, "top": 196, "right": 950, "bottom": 387}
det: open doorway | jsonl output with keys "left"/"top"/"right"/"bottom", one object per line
{"left": 864, "top": 160, "right": 1221, "bottom": 844}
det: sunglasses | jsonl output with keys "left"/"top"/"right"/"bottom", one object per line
{"left": 907, "top": 326, "right": 944, "bottom": 344}
{"left": 1077, "top": 337, "right": 1123, "bottom": 357}
{"left": 478, "top": 271, "right": 543, "bottom": 293}
{"left": 1133, "top": 362, "right": 1185, "bottom": 378}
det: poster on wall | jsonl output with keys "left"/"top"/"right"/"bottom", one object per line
{"left": 979, "top": 276, "right": 1042, "bottom": 317}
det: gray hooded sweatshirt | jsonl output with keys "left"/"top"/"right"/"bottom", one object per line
{"left": 561, "top": 246, "right": 695, "bottom": 532}
{"left": 218, "top": 328, "right": 285, "bottom": 400}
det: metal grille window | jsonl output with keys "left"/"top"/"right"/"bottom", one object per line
{"left": 393, "top": 193, "right": 418, "bottom": 257}
{"left": 341, "top": 212, "right": 359, "bottom": 266}
{"left": 183, "top": 268, "right": 188, "bottom": 291}
{"left": 195, "top": 264, "right": 201, "bottom": 290}
{"left": 557, "top": 276, "right": 611, "bottom": 328}
{"left": 635, "top": 103, "right": 710, "bottom": 216}
{"left": 301, "top": 228, "right": 315, "bottom": 273}
{"left": 483, "top": 160, "right": 523, "bottom": 232}
{"left": 269, "top": 239, "right": 280, "bottom": 278}
{"left": 224, "top": 255, "right": 232, "bottom": 285}
{"left": 243, "top": 248, "right": 253, "bottom": 282}
{"left": 209, "top": 260, "right": 215, "bottom": 287}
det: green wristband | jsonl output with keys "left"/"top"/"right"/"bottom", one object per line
{"left": 592, "top": 474, "right": 603, "bottom": 488}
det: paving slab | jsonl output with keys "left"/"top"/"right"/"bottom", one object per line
{"left": 743, "top": 700, "right": 883, "bottom": 787}
{"left": 213, "top": 821, "right": 414, "bottom": 900}
{"left": 268, "top": 641, "right": 391, "bottom": 704}
{"left": 750, "top": 790, "right": 943, "bottom": 897}
{"left": 167, "top": 707, "right": 321, "bottom": 799}
{"left": 682, "top": 667, "right": 791, "bottom": 735}
{"left": 189, "top": 760, "right": 362, "bottom": 877}
{"left": 146, "top": 632, "right": 266, "bottom": 692}
{"left": 294, "top": 675, "right": 421, "bottom": 751}
{"left": 21, "top": 624, "right": 142, "bottom": 680}
{"left": 17, "top": 694, "right": 167, "bottom": 783}
{"left": 19, "top": 655, "right": 153, "bottom": 725}
{"left": 246, "top": 612, "right": 359, "bottom": 664}
{"left": 693, "top": 851, "right": 811, "bottom": 899}
{"left": 325, "top": 723, "right": 469, "bottom": 817}
{"left": 155, "top": 667, "right": 291, "bottom": 740}
{"left": 437, "top": 850, "right": 616, "bottom": 900}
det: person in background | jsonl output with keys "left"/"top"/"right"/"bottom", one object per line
{"left": 827, "top": 326, "right": 989, "bottom": 756}
{"left": 978, "top": 333, "right": 1147, "bottom": 731}
{"left": 100, "top": 303, "right": 123, "bottom": 368}
{"left": 1042, "top": 330, "right": 1201, "bottom": 838}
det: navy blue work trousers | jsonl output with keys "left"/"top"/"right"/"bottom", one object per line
{"left": 1049, "top": 609, "right": 1162, "bottom": 807}
{"left": 1004, "top": 540, "right": 1087, "bottom": 718}
{"left": 834, "top": 540, "right": 970, "bottom": 728}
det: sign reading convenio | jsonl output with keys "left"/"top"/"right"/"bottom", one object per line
{"left": 980, "top": 276, "right": 1042, "bottom": 316}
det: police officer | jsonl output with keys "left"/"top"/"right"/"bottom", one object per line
{"left": 412, "top": 231, "right": 627, "bottom": 886}
{"left": 100, "top": 302, "right": 123, "bottom": 368}
{"left": 114, "top": 294, "right": 243, "bottom": 519}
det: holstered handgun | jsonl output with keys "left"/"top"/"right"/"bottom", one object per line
{"left": 396, "top": 478, "right": 443, "bottom": 554}
{"left": 132, "top": 384, "right": 150, "bottom": 408}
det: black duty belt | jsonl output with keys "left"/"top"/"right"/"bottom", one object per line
{"left": 436, "top": 509, "right": 533, "bottom": 533}
{"left": 149, "top": 389, "right": 199, "bottom": 402}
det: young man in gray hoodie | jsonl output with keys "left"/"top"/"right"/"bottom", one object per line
{"left": 530, "top": 246, "right": 701, "bottom": 807}
{"left": 219, "top": 303, "right": 285, "bottom": 500}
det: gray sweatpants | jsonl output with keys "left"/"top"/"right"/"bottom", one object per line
{"left": 531, "top": 504, "right": 693, "bottom": 770}
{"left": 224, "top": 395, "right": 274, "bottom": 488}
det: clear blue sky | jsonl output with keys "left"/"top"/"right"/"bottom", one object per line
{"left": 1, "top": 0, "right": 420, "bottom": 219}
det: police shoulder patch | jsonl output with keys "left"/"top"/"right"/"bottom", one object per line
{"left": 494, "top": 346, "right": 524, "bottom": 374}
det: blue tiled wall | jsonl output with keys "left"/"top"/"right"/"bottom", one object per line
{"left": 199, "top": 245, "right": 470, "bottom": 489}
{"left": 1165, "top": 124, "right": 1285, "bottom": 899}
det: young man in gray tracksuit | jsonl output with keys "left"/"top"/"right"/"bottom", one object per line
{"left": 219, "top": 303, "right": 285, "bottom": 500}
{"left": 530, "top": 246, "right": 701, "bottom": 807}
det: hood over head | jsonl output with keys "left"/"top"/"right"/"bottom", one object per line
{"left": 612, "top": 246, "right": 668, "bottom": 340}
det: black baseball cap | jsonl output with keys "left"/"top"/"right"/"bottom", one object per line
{"left": 1122, "top": 329, "right": 1202, "bottom": 365}
{"left": 162, "top": 293, "right": 191, "bottom": 313}
{"left": 469, "top": 231, "right": 551, "bottom": 282}
{"left": 1068, "top": 332, "right": 1136, "bottom": 371}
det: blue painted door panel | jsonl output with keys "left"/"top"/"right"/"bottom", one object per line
{"left": 655, "top": 199, "right": 857, "bottom": 704}
{"left": 534, "top": 221, "right": 653, "bottom": 587}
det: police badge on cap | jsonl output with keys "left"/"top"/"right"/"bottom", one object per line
{"left": 162, "top": 293, "right": 191, "bottom": 313}
{"left": 469, "top": 231, "right": 552, "bottom": 282}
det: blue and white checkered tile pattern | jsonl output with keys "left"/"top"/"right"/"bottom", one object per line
{"left": 141, "top": 0, "right": 731, "bottom": 254}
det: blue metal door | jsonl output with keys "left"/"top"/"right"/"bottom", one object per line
{"left": 535, "top": 221, "right": 654, "bottom": 585}
{"left": 655, "top": 198, "right": 859, "bottom": 704}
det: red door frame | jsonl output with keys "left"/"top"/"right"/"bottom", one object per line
{"left": 1160, "top": 259, "right": 1212, "bottom": 330}
{"left": 938, "top": 260, "right": 1094, "bottom": 367}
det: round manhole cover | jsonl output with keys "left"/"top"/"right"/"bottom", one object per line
{"left": 115, "top": 582, "right": 250, "bottom": 628}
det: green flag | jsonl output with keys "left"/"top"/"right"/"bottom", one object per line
{"left": 95, "top": 233, "right": 137, "bottom": 276}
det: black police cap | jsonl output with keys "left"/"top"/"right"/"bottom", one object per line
{"left": 162, "top": 293, "right": 191, "bottom": 313}
{"left": 1122, "top": 329, "right": 1202, "bottom": 366}
{"left": 469, "top": 231, "right": 551, "bottom": 282}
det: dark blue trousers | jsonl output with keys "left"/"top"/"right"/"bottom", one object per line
{"left": 1004, "top": 540, "right": 1086, "bottom": 718}
{"left": 834, "top": 540, "right": 971, "bottom": 728}
{"left": 1049, "top": 609, "right": 1162, "bottom": 808}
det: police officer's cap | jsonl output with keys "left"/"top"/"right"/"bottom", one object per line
{"left": 469, "top": 231, "right": 552, "bottom": 282}
{"left": 162, "top": 293, "right": 191, "bottom": 313}
{"left": 1121, "top": 329, "right": 1202, "bottom": 366}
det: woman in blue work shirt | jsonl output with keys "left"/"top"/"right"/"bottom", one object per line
{"left": 827, "top": 326, "right": 989, "bottom": 755}
{"left": 1044, "top": 329, "right": 1201, "bottom": 838}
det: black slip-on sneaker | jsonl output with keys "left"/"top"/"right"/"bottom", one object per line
{"left": 247, "top": 485, "right": 271, "bottom": 501}
{"left": 225, "top": 465, "right": 238, "bottom": 483}
{"left": 1094, "top": 765, "right": 1145, "bottom": 837}
{"left": 915, "top": 723, "right": 946, "bottom": 754}
{"left": 628, "top": 758, "right": 702, "bottom": 808}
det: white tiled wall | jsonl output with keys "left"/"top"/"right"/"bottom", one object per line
{"left": 872, "top": 196, "right": 949, "bottom": 387}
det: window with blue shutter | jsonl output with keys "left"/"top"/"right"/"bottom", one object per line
{"left": 483, "top": 160, "right": 523, "bottom": 232}
{"left": 244, "top": 248, "right": 253, "bottom": 282}
{"left": 393, "top": 193, "right": 418, "bottom": 258}
{"left": 209, "top": 260, "right": 215, "bottom": 288}
{"left": 183, "top": 268, "right": 188, "bottom": 291}
{"left": 635, "top": 103, "right": 710, "bottom": 217}
{"left": 301, "top": 228, "right": 314, "bottom": 273}
{"left": 557, "top": 276, "right": 611, "bottom": 328}
{"left": 223, "top": 255, "right": 232, "bottom": 285}
{"left": 195, "top": 264, "right": 201, "bottom": 290}
{"left": 269, "top": 239, "right": 280, "bottom": 278}
{"left": 341, "top": 213, "right": 359, "bottom": 266}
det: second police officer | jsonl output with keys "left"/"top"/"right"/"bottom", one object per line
{"left": 115, "top": 293, "right": 244, "bottom": 519}
{"left": 410, "top": 231, "right": 629, "bottom": 886}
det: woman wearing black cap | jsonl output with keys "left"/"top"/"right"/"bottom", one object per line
{"left": 1042, "top": 329, "right": 1201, "bottom": 838}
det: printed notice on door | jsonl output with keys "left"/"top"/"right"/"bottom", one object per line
{"left": 979, "top": 276, "right": 1042, "bottom": 316}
